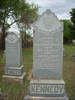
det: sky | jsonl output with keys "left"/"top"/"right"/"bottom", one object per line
{"left": 8, "top": 0, "right": 75, "bottom": 33}
{"left": 27, "top": 0, "right": 75, "bottom": 19}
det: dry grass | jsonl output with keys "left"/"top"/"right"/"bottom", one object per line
{"left": 63, "top": 45, "right": 75, "bottom": 100}
{"left": 0, "top": 46, "right": 75, "bottom": 100}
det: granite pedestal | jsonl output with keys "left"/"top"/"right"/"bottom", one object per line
{"left": 24, "top": 95, "right": 68, "bottom": 100}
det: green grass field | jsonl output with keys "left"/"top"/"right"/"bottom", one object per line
{"left": 0, "top": 45, "right": 75, "bottom": 100}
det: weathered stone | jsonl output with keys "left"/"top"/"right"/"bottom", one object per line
{"left": 33, "top": 10, "right": 63, "bottom": 80}
{"left": 3, "top": 32, "right": 26, "bottom": 83}
{"left": 24, "top": 9, "right": 69, "bottom": 99}
{"left": 6, "top": 32, "right": 22, "bottom": 67}
{"left": 29, "top": 80, "right": 65, "bottom": 97}
{"left": 24, "top": 95, "right": 69, "bottom": 100}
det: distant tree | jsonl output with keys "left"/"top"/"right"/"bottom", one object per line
{"left": 20, "top": 4, "right": 38, "bottom": 48}
{"left": 63, "top": 20, "right": 72, "bottom": 43}
{"left": 0, "top": 0, "right": 38, "bottom": 49}
{"left": 0, "top": 0, "right": 25, "bottom": 49}
{"left": 69, "top": 8, "right": 75, "bottom": 40}
{"left": 20, "top": 4, "right": 38, "bottom": 31}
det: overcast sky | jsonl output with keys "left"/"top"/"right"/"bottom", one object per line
{"left": 27, "top": 0, "right": 75, "bottom": 19}
{"left": 8, "top": 0, "right": 75, "bottom": 33}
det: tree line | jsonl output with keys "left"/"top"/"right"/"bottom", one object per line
{"left": 0, "top": 0, "right": 75, "bottom": 50}
{"left": 63, "top": 8, "right": 75, "bottom": 44}
{"left": 0, "top": 0, "right": 38, "bottom": 50}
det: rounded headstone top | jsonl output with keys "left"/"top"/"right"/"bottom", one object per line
{"left": 43, "top": 9, "right": 52, "bottom": 15}
{"left": 33, "top": 9, "right": 62, "bottom": 31}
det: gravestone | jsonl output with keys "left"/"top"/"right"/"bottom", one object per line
{"left": 24, "top": 10, "right": 69, "bottom": 99}
{"left": 3, "top": 32, "right": 26, "bottom": 83}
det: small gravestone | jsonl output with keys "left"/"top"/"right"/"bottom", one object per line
{"left": 3, "top": 32, "right": 26, "bottom": 83}
{"left": 24, "top": 10, "right": 69, "bottom": 100}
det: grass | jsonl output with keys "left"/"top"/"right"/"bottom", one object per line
{"left": 0, "top": 45, "right": 75, "bottom": 100}
{"left": 64, "top": 44, "right": 75, "bottom": 57}
{"left": 63, "top": 45, "right": 75, "bottom": 100}
{"left": 0, "top": 48, "right": 33, "bottom": 100}
{"left": 22, "top": 48, "right": 33, "bottom": 73}
{"left": 0, "top": 50, "right": 5, "bottom": 64}
{"left": 0, "top": 80, "right": 25, "bottom": 100}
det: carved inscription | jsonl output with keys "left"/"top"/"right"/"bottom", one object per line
{"left": 30, "top": 84, "right": 64, "bottom": 95}
{"left": 33, "top": 10, "right": 63, "bottom": 79}
{"left": 6, "top": 69, "right": 22, "bottom": 76}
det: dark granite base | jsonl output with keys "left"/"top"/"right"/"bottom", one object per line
{"left": 24, "top": 95, "right": 69, "bottom": 100}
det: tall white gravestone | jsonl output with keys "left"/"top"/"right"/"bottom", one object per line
{"left": 24, "top": 10, "right": 69, "bottom": 100}
{"left": 3, "top": 32, "right": 25, "bottom": 83}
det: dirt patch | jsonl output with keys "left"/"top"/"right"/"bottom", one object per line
{"left": 27, "top": 69, "right": 32, "bottom": 80}
{"left": 0, "top": 64, "right": 4, "bottom": 67}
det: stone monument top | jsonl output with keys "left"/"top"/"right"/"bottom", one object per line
{"left": 33, "top": 9, "right": 62, "bottom": 32}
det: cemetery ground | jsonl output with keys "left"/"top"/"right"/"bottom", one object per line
{"left": 0, "top": 45, "right": 75, "bottom": 100}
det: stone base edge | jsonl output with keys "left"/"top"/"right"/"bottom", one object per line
{"left": 5, "top": 65, "right": 24, "bottom": 76}
{"left": 3, "top": 72, "right": 26, "bottom": 84}
{"left": 24, "top": 95, "right": 69, "bottom": 100}
{"left": 29, "top": 80, "right": 65, "bottom": 96}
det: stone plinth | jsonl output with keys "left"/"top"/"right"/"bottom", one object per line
{"left": 24, "top": 95, "right": 69, "bottom": 100}
{"left": 5, "top": 65, "right": 24, "bottom": 76}
{"left": 24, "top": 80, "right": 68, "bottom": 100}
{"left": 29, "top": 80, "right": 65, "bottom": 97}
{"left": 3, "top": 72, "right": 26, "bottom": 84}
